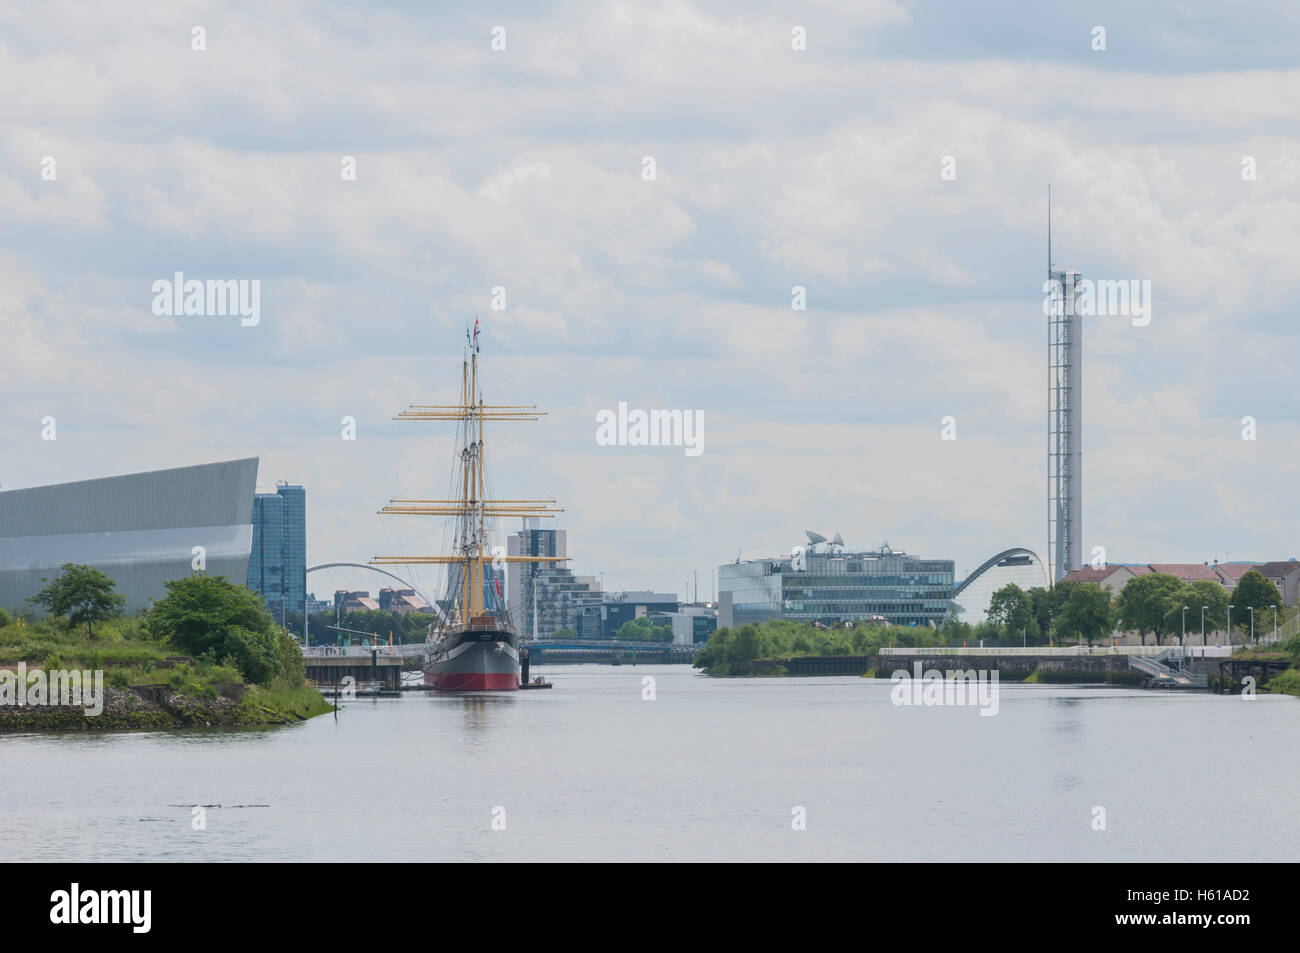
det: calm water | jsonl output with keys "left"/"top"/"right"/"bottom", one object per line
{"left": 3, "top": 665, "right": 1297, "bottom": 862}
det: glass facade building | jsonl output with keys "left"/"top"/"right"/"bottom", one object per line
{"left": 602, "top": 592, "right": 679, "bottom": 639}
{"left": 248, "top": 483, "right": 306, "bottom": 620}
{"left": 718, "top": 546, "right": 954, "bottom": 629}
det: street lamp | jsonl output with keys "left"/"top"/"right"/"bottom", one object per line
{"left": 1274, "top": 605, "right": 1280, "bottom": 643}
{"left": 1201, "top": 605, "right": 1208, "bottom": 654}
{"left": 1227, "top": 604, "right": 1234, "bottom": 647}
{"left": 1248, "top": 606, "right": 1255, "bottom": 644}
{"left": 1181, "top": 605, "right": 1189, "bottom": 643}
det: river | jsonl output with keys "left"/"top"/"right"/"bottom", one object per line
{"left": 3, "top": 665, "right": 1297, "bottom": 861}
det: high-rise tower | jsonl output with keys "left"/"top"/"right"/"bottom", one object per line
{"left": 1046, "top": 188, "right": 1082, "bottom": 583}
{"left": 249, "top": 481, "right": 306, "bottom": 620}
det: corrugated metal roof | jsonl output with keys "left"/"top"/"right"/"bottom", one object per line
{"left": 0, "top": 458, "right": 257, "bottom": 537}
{"left": 0, "top": 458, "right": 258, "bottom": 612}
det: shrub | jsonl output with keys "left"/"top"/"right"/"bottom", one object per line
{"left": 1265, "top": 667, "right": 1300, "bottom": 697}
{"left": 147, "top": 575, "right": 301, "bottom": 685}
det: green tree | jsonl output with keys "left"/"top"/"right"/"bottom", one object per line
{"left": 1025, "top": 582, "right": 1075, "bottom": 644}
{"left": 1230, "top": 571, "right": 1284, "bottom": 641}
{"left": 27, "top": 563, "right": 125, "bottom": 639}
{"left": 616, "top": 617, "right": 673, "bottom": 642}
{"left": 1027, "top": 587, "right": 1054, "bottom": 643}
{"left": 987, "top": 584, "right": 1037, "bottom": 644}
{"left": 1165, "top": 580, "right": 1230, "bottom": 645}
{"left": 1055, "top": 583, "right": 1113, "bottom": 646}
{"left": 939, "top": 616, "right": 973, "bottom": 646}
{"left": 147, "top": 575, "right": 300, "bottom": 685}
{"left": 1115, "top": 573, "right": 1183, "bottom": 645}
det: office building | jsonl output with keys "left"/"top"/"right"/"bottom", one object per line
{"left": 667, "top": 605, "right": 718, "bottom": 645}
{"left": 335, "top": 590, "right": 379, "bottom": 613}
{"left": 247, "top": 482, "right": 306, "bottom": 621}
{"left": 378, "top": 587, "right": 433, "bottom": 615}
{"left": 602, "top": 590, "right": 679, "bottom": 639}
{"left": 718, "top": 536, "right": 954, "bottom": 629}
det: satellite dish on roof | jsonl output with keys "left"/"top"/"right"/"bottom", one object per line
{"left": 805, "top": 531, "right": 826, "bottom": 545}
{"left": 832, "top": 532, "right": 844, "bottom": 547}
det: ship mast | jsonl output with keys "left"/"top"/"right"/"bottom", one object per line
{"left": 371, "top": 330, "right": 567, "bottom": 627}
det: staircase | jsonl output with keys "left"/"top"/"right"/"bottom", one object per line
{"left": 1129, "top": 649, "right": 1208, "bottom": 689}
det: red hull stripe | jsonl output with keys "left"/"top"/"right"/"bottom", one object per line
{"left": 426, "top": 671, "right": 519, "bottom": 691}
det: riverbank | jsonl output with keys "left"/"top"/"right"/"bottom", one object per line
{"left": 2, "top": 596, "right": 335, "bottom": 732}
{"left": 0, "top": 683, "right": 334, "bottom": 732}
{"left": 731, "top": 654, "right": 1148, "bottom": 684}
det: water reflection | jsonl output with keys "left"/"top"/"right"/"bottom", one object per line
{"left": 1049, "top": 696, "right": 1083, "bottom": 738}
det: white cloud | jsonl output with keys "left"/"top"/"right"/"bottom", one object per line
{"left": 2, "top": 0, "right": 1299, "bottom": 596}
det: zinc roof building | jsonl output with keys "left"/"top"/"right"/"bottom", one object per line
{"left": 0, "top": 458, "right": 258, "bottom": 614}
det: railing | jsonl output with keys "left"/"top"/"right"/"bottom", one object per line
{"left": 1251, "top": 613, "right": 1298, "bottom": 646}
{"left": 877, "top": 645, "right": 1236, "bottom": 657}
{"left": 1127, "top": 651, "right": 1206, "bottom": 687}
{"left": 1128, "top": 655, "right": 1167, "bottom": 677}
{"left": 302, "top": 643, "right": 430, "bottom": 658}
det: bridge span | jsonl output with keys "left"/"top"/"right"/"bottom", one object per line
{"left": 302, "top": 639, "right": 699, "bottom": 668}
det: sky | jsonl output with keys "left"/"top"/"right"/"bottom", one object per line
{"left": 2, "top": 0, "right": 1299, "bottom": 603}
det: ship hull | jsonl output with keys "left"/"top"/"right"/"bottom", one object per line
{"left": 424, "top": 627, "right": 520, "bottom": 691}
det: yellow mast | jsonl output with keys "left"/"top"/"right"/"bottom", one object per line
{"left": 371, "top": 332, "right": 567, "bottom": 627}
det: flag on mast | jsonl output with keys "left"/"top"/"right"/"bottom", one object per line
{"left": 472, "top": 317, "right": 480, "bottom": 353}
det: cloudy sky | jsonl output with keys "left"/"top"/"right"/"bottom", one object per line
{"left": 3, "top": 0, "right": 1298, "bottom": 602}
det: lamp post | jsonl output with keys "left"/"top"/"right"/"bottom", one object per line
{"left": 1181, "top": 606, "right": 1189, "bottom": 659}
{"left": 1248, "top": 606, "right": 1255, "bottom": 644}
{"left": 1227, "top": 604, "right": 1234, "bottom": 647}
{"left": 1201, "top": 606, "right": 1208, "bottom": 656}
{"left": 1274, "top": 605, "right": 1280, "bottom": 644}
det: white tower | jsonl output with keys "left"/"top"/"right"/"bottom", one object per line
{"left": 1047, "top": 187, "right": 1083, "bottom": 583}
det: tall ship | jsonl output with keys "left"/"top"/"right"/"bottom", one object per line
{"left": 371, "top": 321, "right": 565, "bottom": 690}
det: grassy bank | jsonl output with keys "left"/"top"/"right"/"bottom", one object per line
{"left": 1263, "top": 667, "right": 1300, "bottom": 697}
{"left": 1232, "top": 634, "right": 1300, "bottom": 697}
{"left": 693, "top": 620, "right": 947, "bottom": 676}
{"left": 0, "top": 612, "right": 333, "bottom": 732}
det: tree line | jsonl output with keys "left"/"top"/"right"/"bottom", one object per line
{"left": 978, "top": 570, "right": 1285, "bottom": 646}
{"left": 692, "top": 569, "right": 1289, "bottom": 674}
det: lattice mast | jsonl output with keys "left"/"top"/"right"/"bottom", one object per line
{"left": 1047, "top": 186, "right": 1083, "bottom": 583}
{"left": 371, "top": 327, "right": 567, "bottom": 627}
